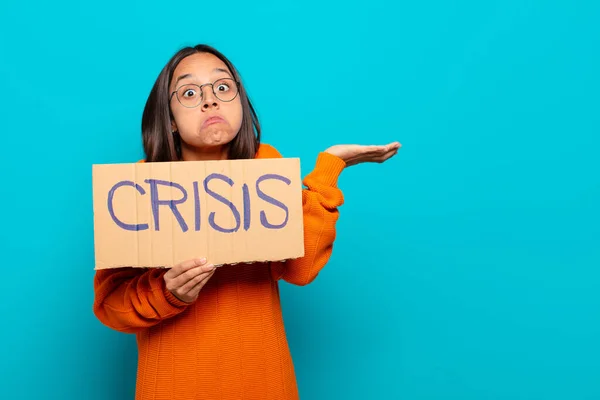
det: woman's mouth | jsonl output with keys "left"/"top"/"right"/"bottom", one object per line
{"left": 202, "top": 116, "right": 226, "bottom": 128}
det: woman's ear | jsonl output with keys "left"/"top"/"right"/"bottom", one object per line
{"left": 171, "top": 120, "right": 178, "bottom": 133}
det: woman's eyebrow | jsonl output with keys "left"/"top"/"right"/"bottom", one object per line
{"left": 174, "top": 68, "right": 232, "bottom": 85}
{"left": 213, "top": 67, "right": 232, "bottom": 77}
{"left": 174, "top": 73, "right": 193, "bottom": 85}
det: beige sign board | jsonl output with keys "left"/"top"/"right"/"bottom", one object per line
{"left": 92, "top": 158, "right": 304, "bottom": 269}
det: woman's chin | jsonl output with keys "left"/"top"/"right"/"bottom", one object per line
{"left": 201, "top": 127, "right": 235, "bottom": 145}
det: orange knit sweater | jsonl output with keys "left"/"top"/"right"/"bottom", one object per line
{"left": 93, "top": 143, "right": 346, "bottom": 400}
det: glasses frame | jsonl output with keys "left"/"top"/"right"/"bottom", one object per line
{"left": 170, "top": 78, "right": 241, "bottom": 108}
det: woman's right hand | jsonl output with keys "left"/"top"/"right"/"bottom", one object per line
{"left": 164, "top": 258, "right": 216, "bottom": 303}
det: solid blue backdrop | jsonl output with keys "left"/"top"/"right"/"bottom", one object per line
{"left": 0, "top": 1, "right": 599, "bottom": 399}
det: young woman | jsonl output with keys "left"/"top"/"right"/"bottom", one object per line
{"left": 93, "top": 44, "right": 400, "bottom": 400}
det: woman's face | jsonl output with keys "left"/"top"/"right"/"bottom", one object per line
{"left": 169, "top": 52, "right": 243, "bottom": 158}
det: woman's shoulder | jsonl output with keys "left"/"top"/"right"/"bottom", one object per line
{"left": 255, "top": 142, "right": 283, "bottom": 159}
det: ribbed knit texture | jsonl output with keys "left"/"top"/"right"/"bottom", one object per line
{"left": 93, "top": 143, "right": 346, "bottom": 400}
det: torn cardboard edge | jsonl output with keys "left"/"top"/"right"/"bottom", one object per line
{"left": 92, "top": 255, "right": 304, "bottom": 270}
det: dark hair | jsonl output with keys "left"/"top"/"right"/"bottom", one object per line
{"left": 141, "top": 44, "right": 261, "bottom": 162}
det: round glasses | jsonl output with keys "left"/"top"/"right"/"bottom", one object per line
{"left": 170, "top": 78, "right": 240, "bottom": 108}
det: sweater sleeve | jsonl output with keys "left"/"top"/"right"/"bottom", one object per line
{"left": 92, "top": 267, "right": 190, "bottom": 334}
{"left": 260, "top": 145, "right": 346, "bottom": 285}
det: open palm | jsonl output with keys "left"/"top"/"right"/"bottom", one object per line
{"left": 325, "top": 141, "right": 401, "bottom": 167}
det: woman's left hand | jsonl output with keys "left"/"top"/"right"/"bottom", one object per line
{"left": 325, "top": 141, "right": 401, "bottom": 167}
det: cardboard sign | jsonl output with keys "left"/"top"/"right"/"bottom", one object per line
{"left": 92, "top": 158, "right": 304, "bottom": 269}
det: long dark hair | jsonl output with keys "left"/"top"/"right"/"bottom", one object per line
{"left": 141, "top": 44, "right": 261, "bottom": 161}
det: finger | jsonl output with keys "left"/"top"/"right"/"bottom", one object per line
{"left": 190, "top": 269, "right": 216, "bottom": 297}
{"left": 178, "top": 265, "right": 216, "bottom": 294}
{"left": 169, "top": 263, "right": 215, "bottom": 290}
{"left": 374, "top": 149, "right": 398, "bottom": 163}
{"left": 374, "top": 143, "right": 400, "bottom": 154}
{"left": 164, "top": 257, "right": 207, "bottom": 280}
{"left": 357, "top": 148, "right": 398, "bottom": 164}
{"left": 166, "top": 258, "right": 206, "bottom": 279}
{"left": 381, "top": 148, "right": 399, "bottom": 159}
{"left": 366, "top": 145, "right": 389, "bottom": 153}
{"left": 187, "top": 269, "right": 216, "bottom": 298}
{"left": 355, "top": 147, "right": 398, "bottom": 163}
{"left": 375, "top": 142, "right": 400, "bottom": 154}
{"left": 385, "top": 145, "right": 400, "bottom": 154}
{"left": 351, "top": 146, "right": 387, "bottom": 160}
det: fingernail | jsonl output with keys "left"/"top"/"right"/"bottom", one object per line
{"left": 198, "top": 257, "right": 207, "bottom": 264}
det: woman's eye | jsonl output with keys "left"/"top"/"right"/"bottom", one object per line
{"left": 217, "top": 84, "right": 230, "bottom": 92}
{"left": 184, "top": 89, "right": 197, "bottom": 97}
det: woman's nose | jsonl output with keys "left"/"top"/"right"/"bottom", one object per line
{"left": 201, "top": 85, "right": 219, "bottom": 109}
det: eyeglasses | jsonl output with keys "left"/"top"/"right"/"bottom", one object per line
{"left": 170, "top": 78, "right": 240, "bottom": 108}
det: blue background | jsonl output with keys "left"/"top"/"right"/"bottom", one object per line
{"left": 1, "top": 1, "right": 599, "bottom": 399}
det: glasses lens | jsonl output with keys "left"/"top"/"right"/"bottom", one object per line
{"left": 213, "top": 78, "right": 238, "bottom": 102}
{"left": 176, "top": 84, "right": 202, "bottom": 108}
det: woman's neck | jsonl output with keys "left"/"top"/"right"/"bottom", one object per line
{"left": 181, "top": 144, "right": 229, "bottom": 161}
